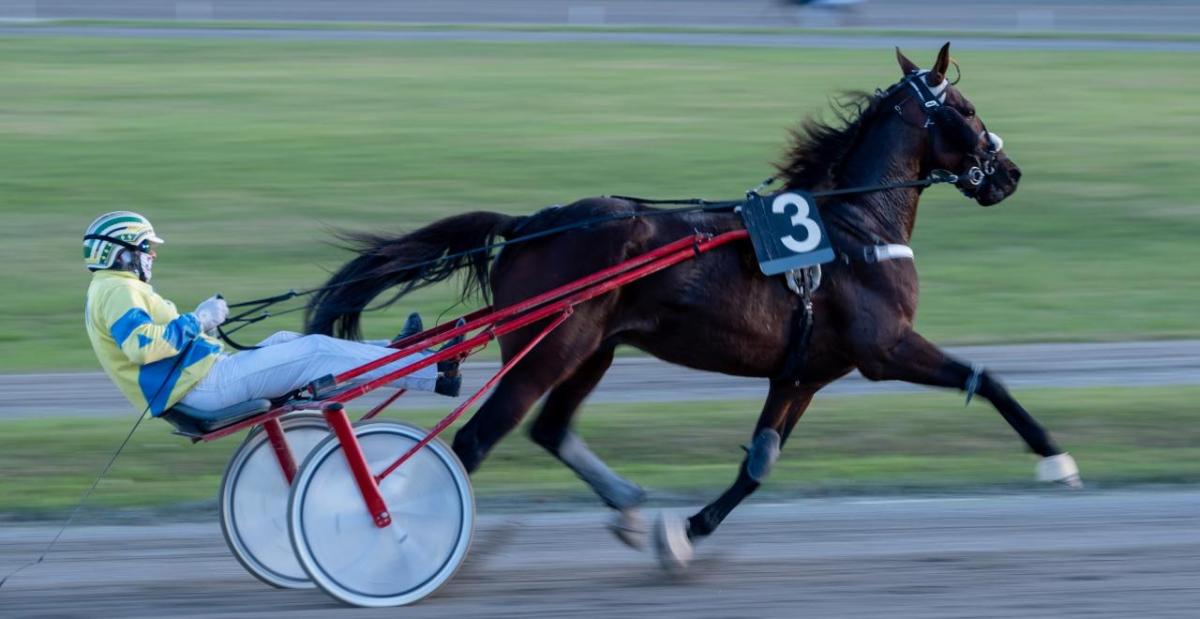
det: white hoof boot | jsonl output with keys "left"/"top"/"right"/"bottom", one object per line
{"left": 1037, "top": 453, "right": 1083, "bottom": 489}
{"left": 654, "top": 512, "right": 693, "bottom": 572}
{"left": 609, "top": 509, "right": 648, "bottom": 551}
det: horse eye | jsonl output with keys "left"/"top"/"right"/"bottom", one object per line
{"left": 963, "top": 108, "right": 976, "bottom": 118}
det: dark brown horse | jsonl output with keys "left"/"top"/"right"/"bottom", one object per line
{"left": 306, "top": 43, "right": 1079, "bottom": 569}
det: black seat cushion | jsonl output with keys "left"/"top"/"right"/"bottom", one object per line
{"left": 161, "top": 399, "right": 273, "bottom": 436}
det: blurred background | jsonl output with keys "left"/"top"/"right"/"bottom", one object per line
{"left": 1, "top": 2, "right": 1198, "bottom": 616}
{"left": 3, "top": 0, "right": 1200, "bottom": 31}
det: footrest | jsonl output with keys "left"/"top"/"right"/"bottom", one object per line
{"left": 301, "top": 374, "right": 362, "bottom": 404}
{"left": 162, "top": 399, "right": 274, "bottom": 436}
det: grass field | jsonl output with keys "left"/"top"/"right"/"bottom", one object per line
{"left": 0, "top": 37, "right": 1197, "bottom": 370}
{"left": 1, "top": 386, "right": 1197, "bottom": 517}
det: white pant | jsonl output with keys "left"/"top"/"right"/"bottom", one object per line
{"left": 179, "top": 331, "right": 437, "bottom": 410}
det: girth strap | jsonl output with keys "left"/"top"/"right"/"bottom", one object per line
{"left": 775, "top": 301, "right": 813, "bottom": 386}
{"left": 774, "top": 268, "right": 817, "bottom": 385}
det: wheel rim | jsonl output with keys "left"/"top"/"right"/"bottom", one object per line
{"left": 220, "top": 414, "right": 328, "bottom": 589}
{"left": 289, "top": 422, "right": 473, "bottom": 607}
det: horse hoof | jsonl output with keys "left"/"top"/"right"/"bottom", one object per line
{"left": 1056, "top": 474, "right": 1084, "bottom": 490}
{"left": 609, "top": 509, "right": 648, "bottom": 551}
{"left": 653, "top": 512, "right": 693, "bottom": 572}
{"left": 1036, "top": 453, "right": 1083, "bottom": 489}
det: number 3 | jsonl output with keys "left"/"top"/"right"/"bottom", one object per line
{"left": 771, "top": 193, "right": 821, "bottom": 253}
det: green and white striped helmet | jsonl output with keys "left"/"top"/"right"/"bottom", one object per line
{"left": 82, "top": 211, "right": 165, "bottom": 271}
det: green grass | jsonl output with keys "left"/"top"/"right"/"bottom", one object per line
{"left": 18, "top": 19, "right": 1200, "bottom": 42}
{"left": 1, "top": 386, "right": 1197, "bottom": 516}
{"left": 0, "top": 38, "right": 1198, "bottom": 370}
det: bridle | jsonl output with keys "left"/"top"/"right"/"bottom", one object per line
{"left": 876, "top": 70, "right": 1003, "bottom": 189}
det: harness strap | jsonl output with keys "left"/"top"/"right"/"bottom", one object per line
{"left": 839, "top": 243, "right": 915, "bottom": 265}
{"left": 868, "top": 244, "right": 915, "bottom": 262}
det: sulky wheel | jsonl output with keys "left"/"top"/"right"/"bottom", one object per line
{"left": 219, "top": 412, "right": 329, "bottom": 589}
{"left": 287, "top": 421, "right": 474, "bottom": 608}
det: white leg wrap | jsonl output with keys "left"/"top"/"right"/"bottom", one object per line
{"left": 654, "top": 512, "right": 693, "bottom": 572}
{"left": 1036, "top": 453, "right": 1082, "bottom": 488}
{"left": 559, "top": 433, "right": 646, "bottom": 510}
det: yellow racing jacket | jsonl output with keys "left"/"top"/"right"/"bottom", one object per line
{"left": 85, "top": 271, "right": 223, "bottom": 415}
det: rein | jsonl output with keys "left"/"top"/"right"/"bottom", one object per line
{"left": 214, "top": 171, "right": 958, "bottom": 351}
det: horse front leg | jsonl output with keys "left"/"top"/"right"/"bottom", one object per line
{"left": 856, "top": 330, "right": 1080, "bottom": 487}
{"left": 654, "top": 382, "right": 816, "bottom": 571}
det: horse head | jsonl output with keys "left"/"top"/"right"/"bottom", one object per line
{"left": 894, "top": 43, "right": 1021, "bottom": 207}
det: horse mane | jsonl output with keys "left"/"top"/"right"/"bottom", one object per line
{"left": 774, "top": 91, "right": 884, "bottom": 191}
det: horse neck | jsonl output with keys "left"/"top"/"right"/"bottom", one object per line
{"left": 830, "top": 116, "right": 925, "bottom": 243}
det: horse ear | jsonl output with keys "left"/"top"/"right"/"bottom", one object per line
{"left": 895, "top": 47, "right": 920, "bottom": 75}
{"left": 929, "top": 42, "right": 951, "bottom": 85}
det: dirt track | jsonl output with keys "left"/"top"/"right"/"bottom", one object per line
{"left": 2, "top": 489, "right": 1198, "bottom": 618}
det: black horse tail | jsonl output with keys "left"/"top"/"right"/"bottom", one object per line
{"left": 305, "top": 211, "right": 523, "bottom": 339}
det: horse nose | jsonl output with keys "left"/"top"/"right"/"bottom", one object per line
{"left": 1009, "top": 166, "right": 1022, "bottom": 183}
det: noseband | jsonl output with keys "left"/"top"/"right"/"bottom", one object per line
{"left": 877, "top": 71, "right": 1002, "bottom": 188}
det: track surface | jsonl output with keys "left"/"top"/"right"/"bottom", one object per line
{"left": 4, "top": 340, "right": 1198, "bottom": 419}
{"left": 2, "top": 489, "right": 1198, "bottom": 618}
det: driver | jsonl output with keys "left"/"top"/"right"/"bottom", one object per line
{"left": 82, "top": 211, "right": 462, "bottom": 417}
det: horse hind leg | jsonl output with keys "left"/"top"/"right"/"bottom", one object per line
{"left": 451, "top": 345, "right": 585, "bottom": 472}
{"left": 452, "top": 310, "right": 612, "bottom": 472}
{"left": 451, "top": 367, "right": 551, "bottom": 473}
{"left": 655, "top": 382, "right": 815, "bottom": 571}
{"left": 527, "top": 344, "right": 649, "bottom": 549}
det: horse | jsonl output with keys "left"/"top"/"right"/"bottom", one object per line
{"left": 305, "top": 43, "right": 1079, "bottom": 569}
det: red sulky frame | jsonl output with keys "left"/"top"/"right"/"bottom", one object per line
{"left": 196, "top": 229, "right": 749, "bottom": 528}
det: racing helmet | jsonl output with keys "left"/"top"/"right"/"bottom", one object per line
{"left": 83, "top": 211, "right": 165, "bottom": 271}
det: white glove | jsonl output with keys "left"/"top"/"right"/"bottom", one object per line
{"left": 194, "top": 295, "right": 229, "bottom": 333}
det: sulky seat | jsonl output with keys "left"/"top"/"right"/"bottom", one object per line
{"left": 161, "top": 399, "right": 273, "bottom": 437}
